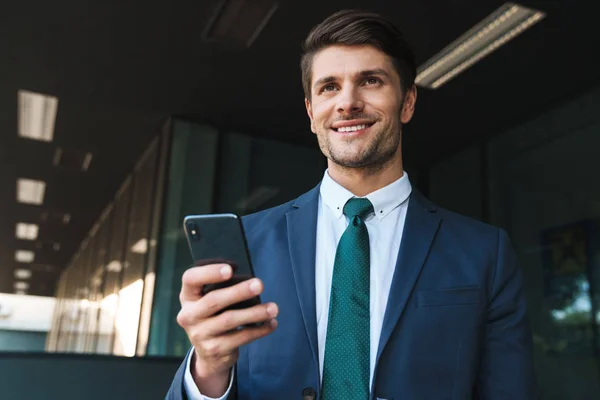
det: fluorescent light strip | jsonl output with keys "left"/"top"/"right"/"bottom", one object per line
{"left": 17, "top": 178, "right": 46, "bottom": 205}
{"left": 15, "top": 250, "right": 35, "bottom": 263}
{"left": 18, "top": 90, "right": 59, "bottom": 142}
{"left": 431, "top": 12, "right": 544, "bottom": 88}
{"left": 415, "top": 3, "right": 545, "bottom": 89}
{"left": 15, "top": 269, "right": 32, "bottom": 279}
{"left": 417, "top": 5, "right": 520, "bottom": 82}
{"left": 16, "top": 222, "right": 39, "bottom": 240}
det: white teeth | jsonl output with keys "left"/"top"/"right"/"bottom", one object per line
{"left": 337, "top": 124, "right": 367, "bottom": 132}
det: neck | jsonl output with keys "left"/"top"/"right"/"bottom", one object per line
{"left": 327, "top": 152, "right": 404, "bottom": 197}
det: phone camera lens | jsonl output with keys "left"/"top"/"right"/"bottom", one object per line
{"left": 188, "top": 223, "right": 200, "bottom": 240}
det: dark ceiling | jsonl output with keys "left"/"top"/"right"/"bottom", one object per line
{"left": 0, "top": 0, "right": 598, "bottom": 296}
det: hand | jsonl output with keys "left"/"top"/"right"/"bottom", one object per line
{"left": 177, "top": 263, "right": 279, "bottom": 397}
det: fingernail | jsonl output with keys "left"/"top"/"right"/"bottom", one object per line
{"left": 270, "top": 319, "right": 278, "bottom": 329}
{"left": 249, "top": 279, "right": 261, "bottom": 293}
{"left": 220, "top": 265, "right": 231, "bottom": 278}
{"left": 266, "top": 303, "right": 278, "bottom": 317}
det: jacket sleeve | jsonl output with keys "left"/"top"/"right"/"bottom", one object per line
{"left": 165, "top": 353, "right": 190, "bottom": 400}
{"left": 475, "top": 228, "right": 539, "bottom": 399}
{"left": 165, "top": 348, "right": 238, "bottom": 400}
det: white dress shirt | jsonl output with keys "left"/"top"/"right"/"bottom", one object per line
{"left": 185, "top": 170, "right": 412, "bottom": 399}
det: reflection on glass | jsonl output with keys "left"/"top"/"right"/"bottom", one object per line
{"left": 540, "top": 220, "right": 597, "bottom": 357}
{"left": 113, "top": 279, "right": 144, "bottom": 357}
{"left": 97, "top": 290, "right": 118, "bottom": 352}
{"left": 550, "top": 276, "right": 592, "bottom": 324}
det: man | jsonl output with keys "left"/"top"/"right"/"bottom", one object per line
{"left": 167, "top": 9, "right": 538, "bottom": 400}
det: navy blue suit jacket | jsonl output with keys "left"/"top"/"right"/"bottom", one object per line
{"left": 167, "top": 185, "right": 538, "bottom": 400}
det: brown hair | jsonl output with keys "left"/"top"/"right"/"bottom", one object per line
{"left": 301, "top": 9, "right": 416, "bottom": 100}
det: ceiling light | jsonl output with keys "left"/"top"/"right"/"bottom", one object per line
{"left": 82, "top": 153, "right": 93, "bottom": 171}
{"left": 17, "top": 178, "right": 46, "bottom": 205}
{"left": 15, "top": 223, "right": 39, "bottom": 240}
{"left": 415, "top": 2, "right": 546, "bottom": 89}
{"left": 14, "top": 269, "right": 32, "bottom": 279}
{"left": 131, "top": 238, "right": 148, "bottom": 254}
{"left": 53, "top": 242, "right": 60, "bottom": 251}
{"left": 106, "top": 260, "right": 122, "bottom": 272}
{"left": 15, "top": 250, "right": 35, "bottom": 263}
{"left": 14, "top": 281, "right": 30, "bottom": 291}
{"left": 18, "top": 90, "right": 59, "bottom": 142}
{"left": 63, "top": 213, "right": 71, "bottom": 224}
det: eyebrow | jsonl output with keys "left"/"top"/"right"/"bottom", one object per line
{"left": 312, "top": 68, "right": 391, "bottom": 90}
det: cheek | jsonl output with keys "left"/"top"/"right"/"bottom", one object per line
{"left": 366, "top": 91, "right": 402, "bottom": 118}
{"left": 310, "top": 101, "right": 332, "bottom": 126}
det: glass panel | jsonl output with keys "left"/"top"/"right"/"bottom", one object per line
{"left": 148, "top": 122, "right": 219, "bottom": 356}
{"left": 83, "top": 208, "right": 111, "bottom": 353}
{"left": 488, "top": 87, "right": 600, "bottom": 397}
{"left": 54, "top": 268, "right": 70, "bottom": 352}
{"left": 428, "top": 145, "right": 482, "bottom": 221}
{"left": 72, "top": 236, "right": 94, "bottom": 353}
{"left": 46, "top": 270, "right": 67, "bottom": 352}
{"left": 148, "top": 121, "right": 325, "bottom": 356}
{"left": 137, "top": 136, "right": 169, "bottom": 356}
{"left": 97, "top": 179, "right": 132, "bottom": 354}
{"left": 113, "top": 142, "right": 158, "bottom": 357}
{"left": 62, "top": 262, "right": 79, "bottom": 352}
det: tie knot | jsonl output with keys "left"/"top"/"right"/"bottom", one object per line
{"left": 343, "top": 197, "right": 374, "bottom": 220}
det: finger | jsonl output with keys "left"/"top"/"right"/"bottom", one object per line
{"left": 203, "top": 302, "right": 279, "bottom": 336}
{"left": 197, "top": 319, "right": 278, "bottom": 359}
{"left": 219, "top": 319, "right": 278, "bottom": 353}
{"left": 180, "top": 264, "right": 233, "bottom": 302}
{"left": 195, "top": 278, "right": 264, "bottom": 320}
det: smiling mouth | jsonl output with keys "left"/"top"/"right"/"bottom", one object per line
{"left": 332, "top": 123, "right": 374, "bottom": 133}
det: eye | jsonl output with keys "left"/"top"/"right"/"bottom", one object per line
{"left": 322, "top": 84, "right": 337, "bottom": 92}
{"left": 365, "top": 77, "right": 381, "bottom": 85}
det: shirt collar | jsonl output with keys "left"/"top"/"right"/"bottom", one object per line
{"left": 320, "top": 169, "right": 412, "bottom": 221}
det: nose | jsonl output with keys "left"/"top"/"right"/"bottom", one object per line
{"left": 336, "top": 86, "right": 364, "bottom": 115}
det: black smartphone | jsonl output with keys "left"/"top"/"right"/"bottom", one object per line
{"left": 183, "top": 213, "right": 261, "bottom": 312}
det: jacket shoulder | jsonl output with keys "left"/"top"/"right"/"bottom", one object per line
{"left": 240, "top": 198, "right": 296, "bottom": 236}
{"left": 414, "top": 190, "right": 503, "bottom": 236}
{"left": 240, "top": 184, "right": 320, "bottom": 237}
{"left": 432, "top": 202, "right": 508, "bottom": 250}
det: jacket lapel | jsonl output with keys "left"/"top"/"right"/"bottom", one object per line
{"left": 285, "top": 184, "right": 321, "bottom": 382}
{"left": 374, "top": 190, "right": 442, "bottom": 370}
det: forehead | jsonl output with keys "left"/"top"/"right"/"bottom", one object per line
{"left": 311, "top": 45, "right": 396, "bottom": 82}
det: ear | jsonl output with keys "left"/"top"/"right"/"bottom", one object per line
{"left": 400, "top": 85, "right": 417, "bottom": 124}
{"left": 305, "top": 98, "right": 316, "bottom": 134}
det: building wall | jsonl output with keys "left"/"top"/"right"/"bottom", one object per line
{"left": 0, "top": 354, "right": 180, "bottom": 400}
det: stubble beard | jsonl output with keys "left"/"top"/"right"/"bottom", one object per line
{"left": 318, "top": 123, "right": 401, "bottom": 175}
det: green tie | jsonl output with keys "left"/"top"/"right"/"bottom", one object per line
{"left": 321, "top": 197, "right": 373, "bottom": 400}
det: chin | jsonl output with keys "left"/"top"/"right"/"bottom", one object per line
{"left": 329, "top": 152, "right": 371, "bottom": 168}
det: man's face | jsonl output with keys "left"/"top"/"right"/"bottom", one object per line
{"left": 305, "top": 45, "right": 416, "bottom": 170}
